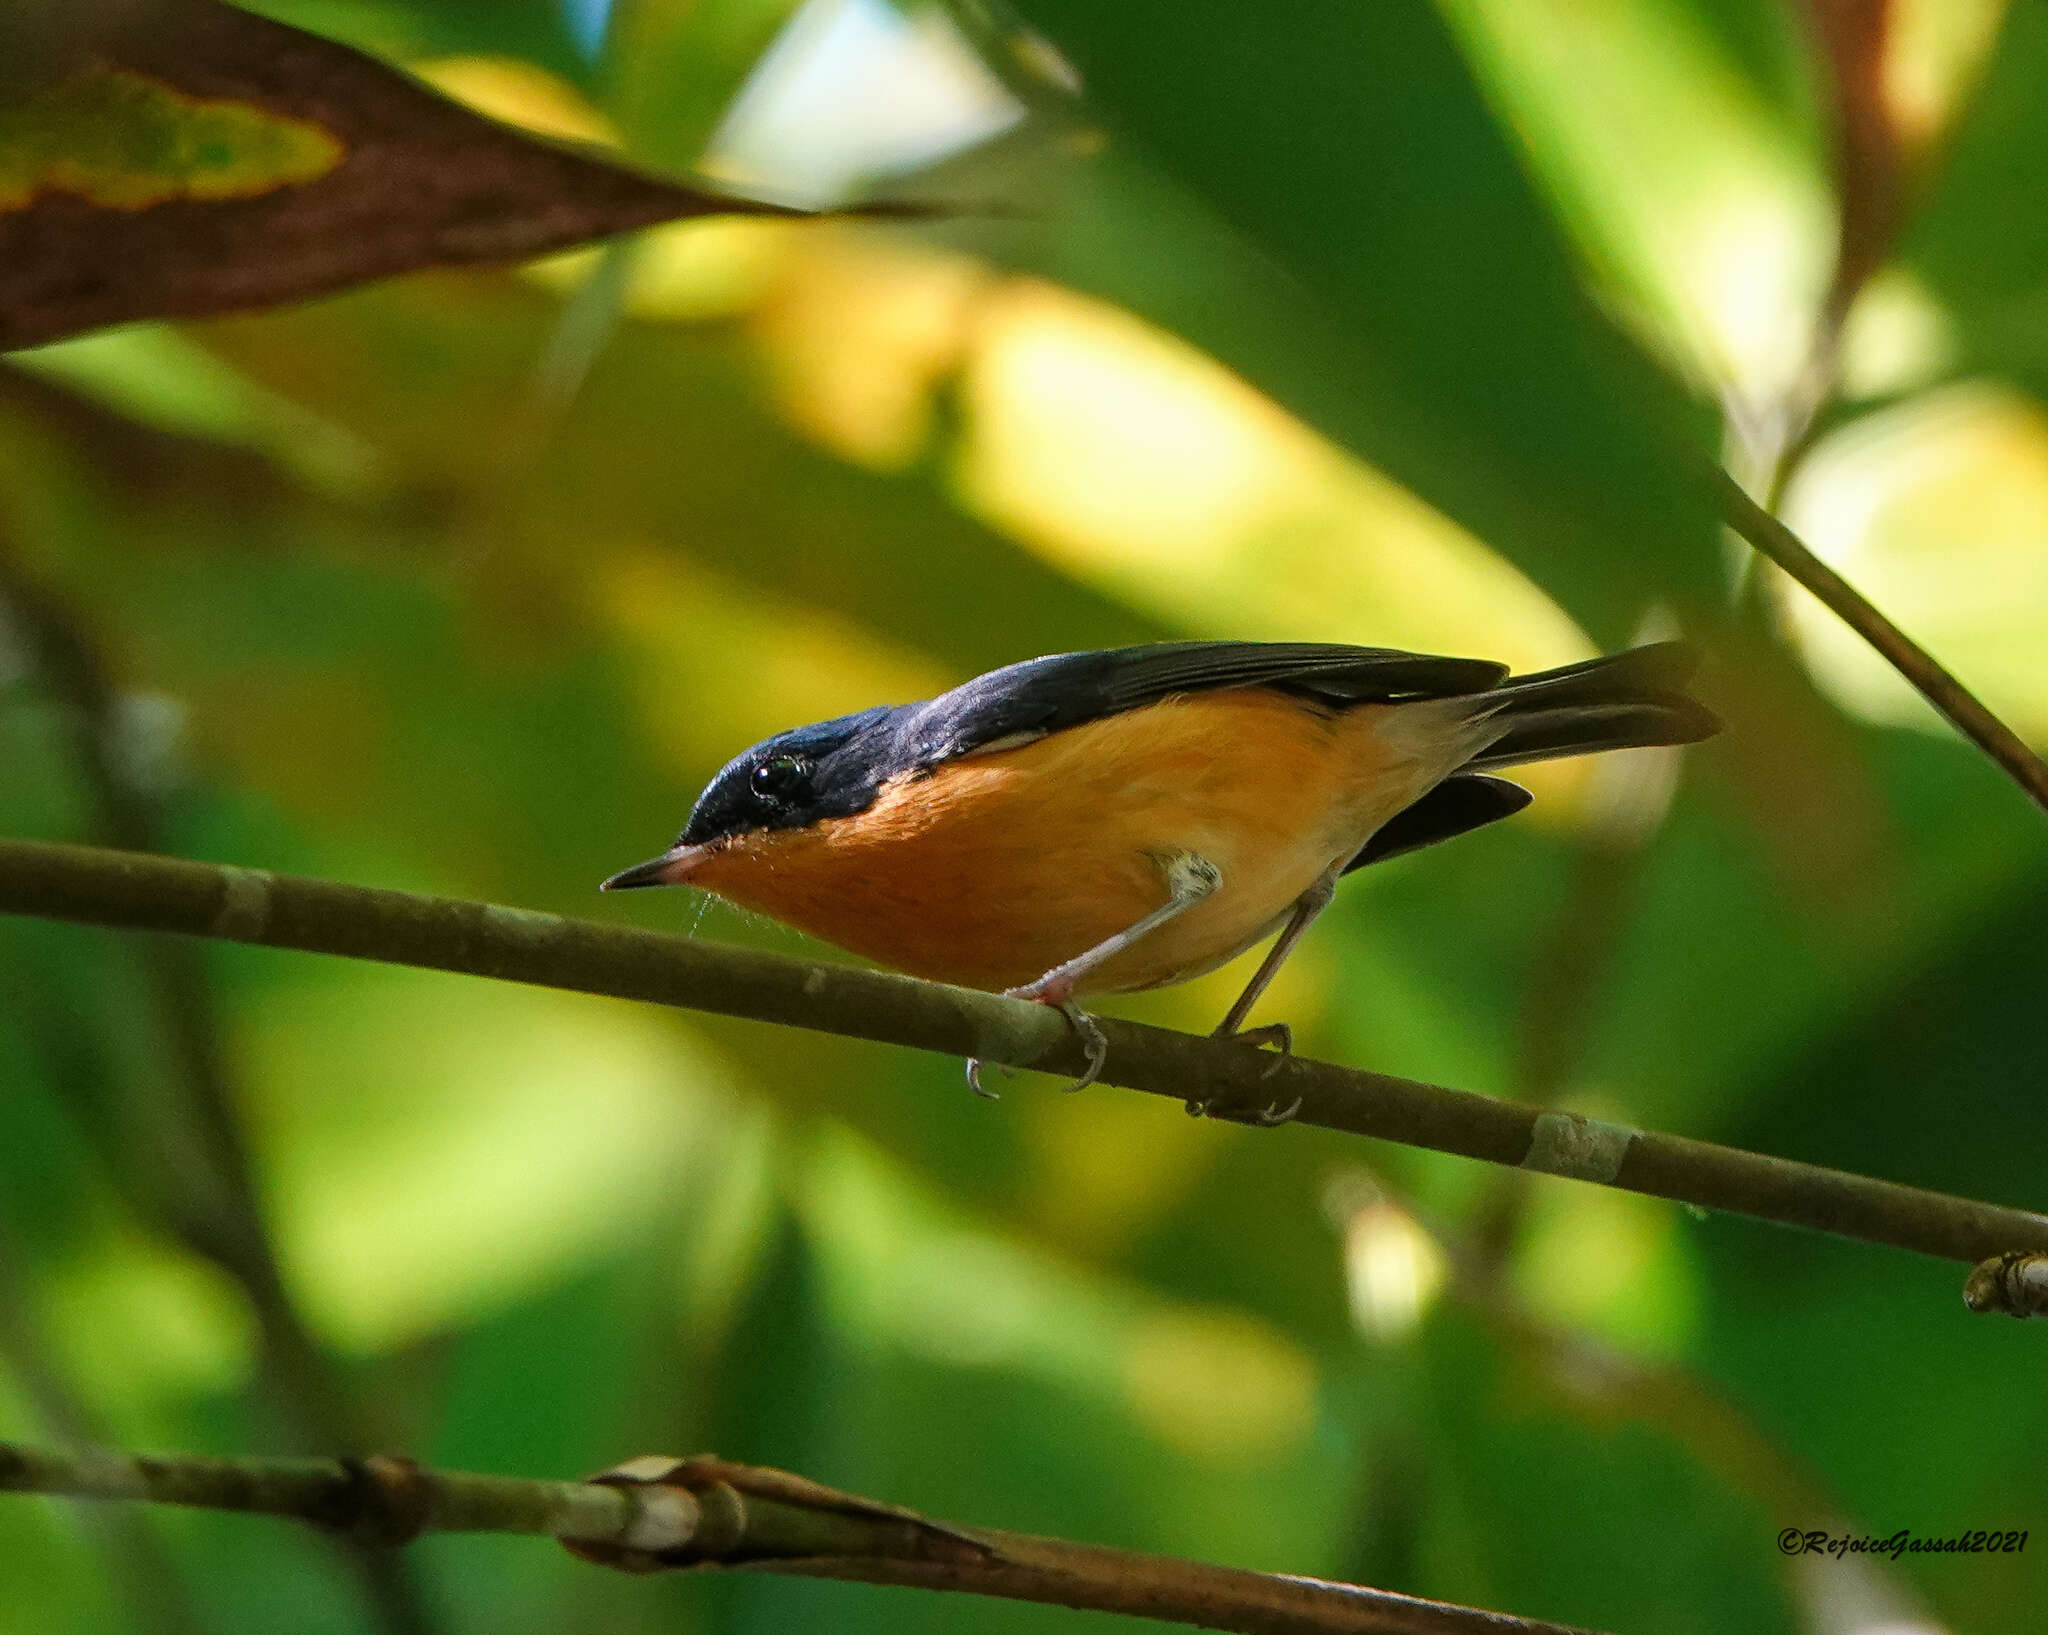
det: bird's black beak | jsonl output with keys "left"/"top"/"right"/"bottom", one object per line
{"left": 600, "top": 843, "right": 710, "bottom": 891}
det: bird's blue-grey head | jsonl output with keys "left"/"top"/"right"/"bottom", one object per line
{"left": 601, "top": 704, "right": 901, "bottom": 889}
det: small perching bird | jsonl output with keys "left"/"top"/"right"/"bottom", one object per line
{"left": 605, "top": 640, "right": 1718, "bottom": 1118}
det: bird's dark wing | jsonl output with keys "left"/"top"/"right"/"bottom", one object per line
{"left": 896, "top": 642, "right": 1510, "bottom": 770}
{"left": 1341, "top": 774, "right": 1533, "bottom": 873}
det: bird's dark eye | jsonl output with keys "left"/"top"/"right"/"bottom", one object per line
{"left": 749, "top": 755, "right": 807, "bottom": 802}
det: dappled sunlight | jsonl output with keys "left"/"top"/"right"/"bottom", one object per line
{"left": 593, "top": 540, "right": 950, "bottom": 781}
{"left": 412, "top": 55, "right": 617, "bottom": 146}
{"left": 636, "top": 225, "right": 1599, "bottom": 693}
{"left": 1511, "top": 1143, "right": 1700, "bottom": 1357}
{"left": 799, "top": 1125, "right": 1318, "bottom": 1467}
{"left": 749, "top": 229, "right": 991, "bottom": 469}
{"left": 527, "top": 218, "right": 801, "bottom": 325}
{"left": 1781, "top": 382, "right": 2048, "bottom": 745}
{"left": 9, "top": 1, "right": 2045, "bottom": 1623}
{"left": 631, "top": 237, "right": 1614, "bottom": 821}
{"left": 1440, "top": 0, "right": 1831, "bottom": 400}
{"left": 953, "top": 281, "right": 1596, "bottom": 676}
{"left": 243, "top": 970, "right": 732, "bottom": 1351}
{"left": 704, "top": 0, "right": 1022, "bottom": 201}
{"left": 1017, "top": 1090, "right": 1226, "bottom": 1260}
{"left": 1837, "top": 269, "right": 1959, "bottom": 401}
{"left": 1337, "top": 1185, "right": 1448, "bottom": 1344}
{"left": 40, "top": 1229, "right": 255, "bottom": 1412}
{"left": 958, "top": 282, "right": 1297, "bottom": 577}
{"left": 619, "top": 218, "right": 800, "bottom": 322}
{"left": 1120, "top": 1308, "right": 1318, "bottom": 1465}
{"left": 1883, "top": 0, "right": 2009, "bottom": 147}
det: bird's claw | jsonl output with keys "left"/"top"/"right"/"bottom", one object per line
{"left": 967, "top": 994, "right": 1109, "bottom": 1098}
{"left": 1184, "top": 1019, "right": 1301, "bottom": 1125}
{"left": 1056, "top": 1001, "right": 1110, "bottom": 1093}
{"left": 1184, "top": 1093, "right": 1304, "bottom": 1127}
{"left": 1230, "top": 1022, "right": 1293, "bottom": 1077}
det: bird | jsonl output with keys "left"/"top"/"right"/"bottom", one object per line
{"left": 603, "top": 640, "right": 1718, "bottom": 1120}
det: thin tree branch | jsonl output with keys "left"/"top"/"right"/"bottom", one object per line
{"left": 1713, "top": 468, "right": 2048, "bottom": 816}
{"left": 1713, "top": 5, "right": 2048, "bottom": 819}
{"left": 0, "top": 1442, "right": 1602, "bottom": 1635}
{"left": 1, "top": 835, "right": 2044, "bottom": 1268}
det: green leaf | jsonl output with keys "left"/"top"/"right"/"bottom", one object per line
{"left": 983, "top": 0, "right": 1727, "bottom": 642}
{"left": 1901, "top": 0, "right": 2048, "bottom": 397}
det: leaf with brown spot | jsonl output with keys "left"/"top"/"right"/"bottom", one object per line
{"left": 0, "top": 0, "right": 824, "bottom": 350}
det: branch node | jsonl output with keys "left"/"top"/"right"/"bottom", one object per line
{"left": 327, "top": 1455, "right": 432, "bottom": 1546}
{"left": 1521, "top": 1111, "right": 1637, "bottom": 1184}
{"left": 565, "top": 1456, "right": 720, "bottom": 1572}
{"left": 1963, "top": 1251, "right": 2048, "bottom": 1319}
{"left": 564, "top": 1454, "right": 994, "bottom": 1574}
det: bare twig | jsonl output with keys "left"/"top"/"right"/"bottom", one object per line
{"left": 1714, "top": 11, "right": 2048, "bottom": 819}
{"left": 1713, "top": 470, "right": 2048, "bottom": 815}
{"left": 0, "top": 835, "right": 2044, "bottom": 1268}
{"left": 0, "top": 1441, "right": 1603, "bottom": 1635}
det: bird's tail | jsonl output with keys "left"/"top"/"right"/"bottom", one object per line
{"left": 1461, "top": 641, "right": 1720, "bottom": 769}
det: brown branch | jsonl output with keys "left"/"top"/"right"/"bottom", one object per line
{"left": 1713, "top": 469, "right": 2048, "bottom": 815}
{"left": 1716, "top": 12, "right": 2048, "bottom": 819}
{"left": 1, "top": 835, "right": 2045, "bottom": 1269}
{"left": 0, "top": 1441, "right": 1603, "bottom": 1635}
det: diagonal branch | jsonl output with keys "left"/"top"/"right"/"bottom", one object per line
{"left": 1713, "top": 470, "right": 2048, "bottom": 816}
{"left": 1715, "top": 9, "right": 2048, "bottom": 823}
{"left": 1, "top": 835, "right": 2044, "bottom": 1269}
{"left": 0, "top": 1441, "right": 1604, "bottom": 1635}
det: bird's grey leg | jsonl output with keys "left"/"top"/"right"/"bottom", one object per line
{"left": 1187, "top": 866, "right": 1341, "bottom": 1126}
{"left": 967, "top": 853, "right": 1221, "bottom": 1099}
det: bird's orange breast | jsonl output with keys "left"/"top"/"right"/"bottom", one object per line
{"left": 688, "top": 689, "right": 1455, "bottom": 994}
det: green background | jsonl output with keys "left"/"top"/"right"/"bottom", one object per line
{"left": 2, "top": 2, "right": 2045, "bottom": 1632}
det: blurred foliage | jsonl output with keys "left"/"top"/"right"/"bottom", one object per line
{"left": 2, "top": 2, "right": 2047, "bottom": 1634}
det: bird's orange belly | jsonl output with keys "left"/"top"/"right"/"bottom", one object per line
{"left": 688, "top": 690, "right": 1445, "bottom": 994}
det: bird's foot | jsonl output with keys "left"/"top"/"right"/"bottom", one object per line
{"left": 967, "top": 985, "right": 1110, "bottom": 1097}
{"left": 1049, "top": 1000, "right": 1110, "bottom": 1093}
{"left": 1008, "top": 980, "right": 1110, "bottom": 1093}
{"left": 1228, "top": 1021, "right": 1294, "bottom": 1066}
{"left": 1185, "top": 1020, "right": 1302, "bottom": 1126}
